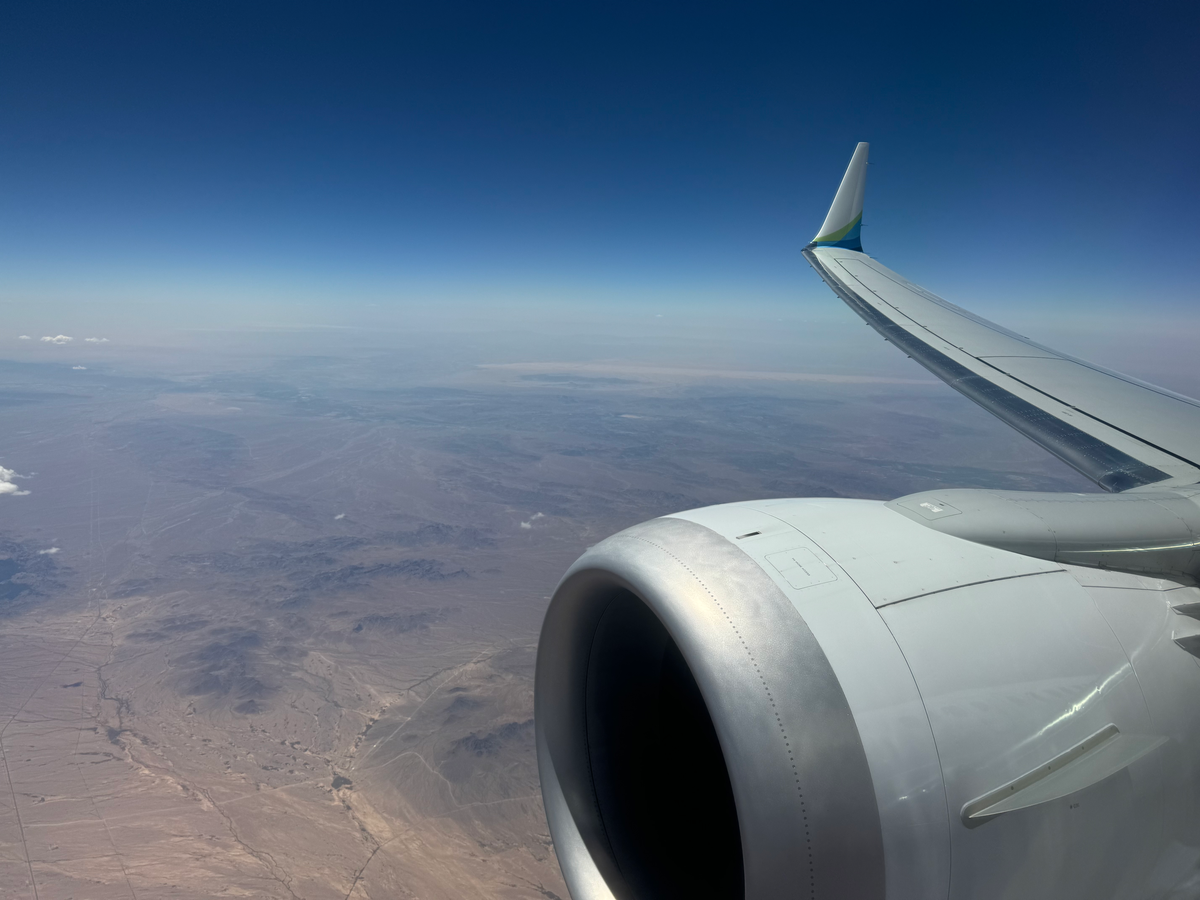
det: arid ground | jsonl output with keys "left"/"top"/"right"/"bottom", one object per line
{"left": 0, "top": 319, "right": 1095, "bottom": 899}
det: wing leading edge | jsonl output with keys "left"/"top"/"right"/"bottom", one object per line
{"left": 803, "top": 144, "right": 1200, "bottom": 492}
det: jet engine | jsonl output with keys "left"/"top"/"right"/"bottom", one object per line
{"left": 535, "top": 495, "right": 1200, "bottom": 900}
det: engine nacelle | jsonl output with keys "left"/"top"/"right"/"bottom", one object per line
{"left": 535, "top": 498, "right": 1200, "bottom": 900}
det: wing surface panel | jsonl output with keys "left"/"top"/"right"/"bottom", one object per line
{"left": 804, "top": 246, "right": 1200, "bottom": 491}
{"left": 835, "top": 258, "right": 1062, "bottom": 360}
{"left": 974, "top": 357, "right": 1200, "bottom": 454}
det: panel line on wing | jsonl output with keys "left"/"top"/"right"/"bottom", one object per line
{"left": 970, "top": 357, "right": 1200, "bottom": 473}
{"left": 840, "top": 259, "right": 1064, "bottom": 356}
{"left": 841, "top": 257, "right": 1200, "bottom": 412}
{"left": 824, "top": 254, "right": 1200, "bottom": 479}
{"left": 830, "top": 256, "right": 1200, "bottom": 475}
{"left": 803, "top": 250, "right": 1173, "bottom": 492}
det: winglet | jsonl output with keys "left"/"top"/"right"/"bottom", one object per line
{"left": 810, "top": 142, "right": 869, "bottom": 251}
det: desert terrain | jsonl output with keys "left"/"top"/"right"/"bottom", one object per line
{"left": 0, "top": 321, "right": 1094, "bottom": 898}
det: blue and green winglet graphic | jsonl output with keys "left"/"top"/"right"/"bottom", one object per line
{"left": 813, "top": 211, "right": 863, "bottom": 250}
{"left": 810, "top": 142, "right": 869, "bottom": 252}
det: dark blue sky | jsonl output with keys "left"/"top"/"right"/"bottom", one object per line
{"left": 1, "top": 1, "right": 1197, "bottom": 324}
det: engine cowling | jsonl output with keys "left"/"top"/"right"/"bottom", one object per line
{"left": 535, "top": 498, "right": 1200, "bottom": 900}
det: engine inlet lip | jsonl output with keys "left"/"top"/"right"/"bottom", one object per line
{"left": 535, "top": 515, "right": 885, "bottom": 900}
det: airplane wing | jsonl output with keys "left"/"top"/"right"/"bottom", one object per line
{"left": 802, "top": 143, "right": 1200, "bottom": 492}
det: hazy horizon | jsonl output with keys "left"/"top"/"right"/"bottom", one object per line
{"left": 1, "top": 3, "right": 1197, "bottom": 897}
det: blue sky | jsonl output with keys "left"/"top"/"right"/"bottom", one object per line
{"left": 1, "top": 1, "right": 1197, "bottom": 329}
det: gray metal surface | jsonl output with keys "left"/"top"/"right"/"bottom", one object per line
{"left": 1078, "top": 566, "right": 1200, "bottom": 893}
{"left": 671, "top": 502, "right": 953, "bottom": 899}
{"left": 536, "top": 499, "right": 1200, "bottom": 899}
{"left": 803, "top": 247, "right": 1200, "bottom": 490}
{"left": 962, "top": 725, "right": 1167, "bottom": 823}
{"left": 535, "top": 147, "right": 1200, "bottom": 900}
{"left": 888, "top": 488, "right": 1200, "bottom": 578}
{"left": 881, "top": 568, "right": 1163, "bottom": 899}
{"left": 535, "top": 515, "right": 885, "bottom": 900}
{"left": 1174, "top": 600, "right": 1200, "bottom": 621}
{"left": 708, "top": 497, "right": 1061, "bottom": 609}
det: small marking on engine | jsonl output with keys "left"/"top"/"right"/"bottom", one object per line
{"left": 765, "top": 547, "right": 838, "bottom": 591}
{"left": 893, "top": 496, "right": 961, "bottom": 520}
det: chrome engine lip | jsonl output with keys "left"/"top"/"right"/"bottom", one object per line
{"left": 535, "top": 515, "right": 885, "bottom": 900}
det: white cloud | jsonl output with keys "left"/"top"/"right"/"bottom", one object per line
{"left": 334, "top": 513, "right": 345, "bottom": 520}
{"left": 519, "top": 512, "right": 545, "bottom": 529}
{"left": 520, "top": 521, "right": 532, "bottom": 530}
{"left": 0, "top": 467, "right": 30, "bottom": 497}
{"left": 17, "top": 335, "right": 30, "bottom": 340}
{"left": 37, "top": 547, "right": 59, "bottom": 555}
{"left": 40, "top": 335, "right": 73, "bottom": 344}
{"left": 72, "top": 366, "right": 87, "bottom": 370}
{"left": 84, "top": 337, "right": 109, "bottom": 343}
